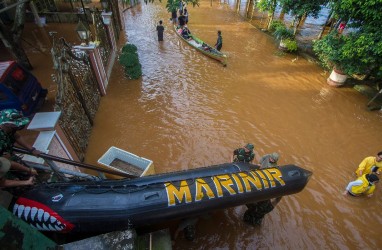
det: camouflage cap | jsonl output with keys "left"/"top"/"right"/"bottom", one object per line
{"left": 0, "top": 109, "right": 30, "bottom": 128}
{"left": 245, "top": 143, "right": 254, "bottom": 151}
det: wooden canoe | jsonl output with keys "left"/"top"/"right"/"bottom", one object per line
{"left": 174, "top": 25, "right": 227, "bottom": 66}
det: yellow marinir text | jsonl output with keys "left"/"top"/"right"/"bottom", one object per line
{"left": 165, "top": 168, "right": 286, "bottom": 206}
{"left": 237, "top": 171, "right": 262, "bottom": 192}
{"left": 255, "top": 170, "right": 269, "bottom": 189}
{"left": 165, "top": 180, "right": 192, "bottom": 206}
{"left": 212, "top": 174, "right": 236, "bottom": 197}
{"left": 267, "top": 168, "right": 285, "bottom": 186}
{"left": 231, "top": 173, "right": 244, "bottom": 194}
{"left": 195, "top": 178, "right": 215, "bottom": 201}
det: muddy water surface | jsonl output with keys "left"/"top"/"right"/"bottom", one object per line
{"left": 85, "top": 1, "right": 382, "bottom": 249}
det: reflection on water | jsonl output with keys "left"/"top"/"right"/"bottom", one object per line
{"left": 85, "top": 1, "right": 382, "bottom": 249}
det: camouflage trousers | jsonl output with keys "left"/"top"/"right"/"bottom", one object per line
{"left": 243, "top": 200, "right": 274, "bottom": 226}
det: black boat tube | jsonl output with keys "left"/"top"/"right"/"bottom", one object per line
{"left": 11, "top": 163, "right": 312, "bottom": 233}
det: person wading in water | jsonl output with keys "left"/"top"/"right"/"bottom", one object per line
{"left": 156, "top": 20, "right": 164, "bottom": 41}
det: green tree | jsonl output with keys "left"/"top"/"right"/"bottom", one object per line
{"left": 279, "top": 0, "right": 328, "bottom": 35}
{"left": 256, "top": 0, "right": 278, "bottom": 30}
{"left": 330, "top": 0, "right": 382, "bottom": 29}
{"left": 165, "top": 0, "right": 178, "bottom": 12}
{"left": 314, "top": 0, "right": 382, "bottom": 80}
{"left": 145, "top": 0, "right": 199, "bottom": 12}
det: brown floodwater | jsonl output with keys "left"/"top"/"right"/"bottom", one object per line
{"left": 83, "top": 1, "right": 382, "bottom": 249}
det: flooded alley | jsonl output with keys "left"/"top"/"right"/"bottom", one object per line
{"left": 84, "top": 1, "right": 382, "bottom": 249}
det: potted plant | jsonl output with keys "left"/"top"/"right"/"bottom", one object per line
{"left": 313, "top": 32, "right": 348, "bottom": 86}
{"left": 272, "top": 23, "right": 297, "bottom": 52}
{"left": 280, "top": 38, "right": 298, "bottom": 52}
{"left": 314, "top": 30, "right": 380, "bottom": 87}
{"left": 269, "top": 20, "right": 285, "bottom": 33}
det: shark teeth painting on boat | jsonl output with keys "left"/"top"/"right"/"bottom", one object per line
{"left": 13, "top": 197, "right": 74, "bottom": 232}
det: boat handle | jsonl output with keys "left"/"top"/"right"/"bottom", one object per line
{"left": 288, "top": 170, "right": 301, "bottom": 177}
{"left": 144, "top": 191, "right": 160, "bottom": 200}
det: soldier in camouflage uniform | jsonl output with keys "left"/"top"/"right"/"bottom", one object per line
{"left": 231, "top": 143, "right": 255, "bottom": 164}
{"left": 243, "top": 197, "right": 282, "bottom": 226}
{"left": 0, "top": 109, "right": 34, "bottom": 155}
{"left": 0, "top": 109, "right": 40, "bottom": 184}
{"left": 259, "top": 152, "right": 280, "bottom": 169}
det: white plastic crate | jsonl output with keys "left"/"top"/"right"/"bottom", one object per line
{"left": 97, "top": 146, "right": 154, "bottom": 177}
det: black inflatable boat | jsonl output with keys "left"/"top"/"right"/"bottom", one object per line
{"left": 11, "top": 162, "right": 312, "bottom": 233}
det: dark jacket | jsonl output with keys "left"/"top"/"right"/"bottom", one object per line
{"left": 215, "top": 34, "right": 223, "bottom": 51}
{"left": 178, "top": 15, "right": 186, "bottom": 26}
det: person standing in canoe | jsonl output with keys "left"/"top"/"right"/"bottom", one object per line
{"left": 215, "top": 30, "right": 223, "bottom": 51}
{"left": 156, "top": 20, "right": 164, "bottom": 41}
{"left": 184, "top": 7, "right": 189, "bottom": 24}
{"left": 171, "top": 9, "right": 178, "bottom": 25}
{"left": 178, "top": 10, "right": 186, "bottom": 27}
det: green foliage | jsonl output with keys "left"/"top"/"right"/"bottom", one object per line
{"left": 314, "top": 0, "right": 382, "bottom": 79}
{"left": 165, "top": 0, "right": 199, "bottom": 12}
{"left": 125, "top": 63, "right": 142, "bottom": 80}
{"left": 119, "top": 43, "right": 142, "bottom": 80}
{"left": 269, "top": 20, "right": 285, "bottom": 32}
{"left": 270, "top": 20, "right": 296, "bottom": 52}
{"left": 313, "top": 32, "right": 345, "bottom": 70}
{"left": 341, "top": 31, "right": 382, "bottom": 77}
{"left": 280, "top": 0, "right": 328, "bottom": 19}
{"left": 330, "top": 0, "right": 382, "bottom": 30}
{"left": 273, "top": 25, "right": 294, "bottom": 40}
{"left": 119, "top": 52, "right": 139, "bottom": 68}
{"left": 282, "top": 38, "right": 298, "bottom": 52}
{"left": 257, "top": 0, "right": 277, "bottom": 13}
{"left": 313, "top": 31, "right": 382, "bottom": 76}
{"left": 121, "top": 44, "right": 138, "bottom": 54}
{"left": 166, "top": 0, "right": 178, "bottom": 12}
